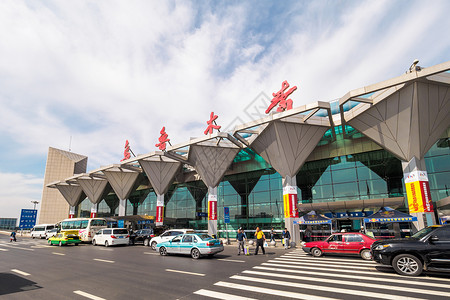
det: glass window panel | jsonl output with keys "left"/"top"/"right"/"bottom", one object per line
{"left": 311, "top": 185, "right": 333, "bottom": 200}
{"left": 252, "top": 178, "right": 270, "bottom": 193}
{"left": 315, "top": 171, "right": 332, "bottom": 185}
{"left": 333, "top": 182, "right": 359, "bottom": 198}
{"left": 332, "top": 168, "right": 358, "bottom": 184}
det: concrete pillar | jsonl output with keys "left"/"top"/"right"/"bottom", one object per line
{"left": 69, "top": 206, "right": 76, "bottom": 218}
{"left": 208, "top": 186, "right": 218, "bottom": 237}
{"left": 283, "top": 175, "right": 300, "bottom": 246}
{"left": 156, "top": 194, "right": 164, "bottom": 226}
{"left": 90, "top": 203, "right": 98, "bottom": 218}
{"left": 402, "top": 157, "right": 436, "bottom": 230}
{"left": 118, "top": 199, "right": 127, "bottom": 216}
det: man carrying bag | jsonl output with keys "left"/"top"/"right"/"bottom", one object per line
{"left": 254, "top": 227, "right": 265, "bottom": 255}
{"left": 236, "top": 228, "right": 246, "bottom": 255}
{"left": 282, "top": 228, "right": 291, "bottom": 249}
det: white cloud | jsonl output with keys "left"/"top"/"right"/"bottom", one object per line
{"left": 0, "top": 171, "right": 43, "bottom": 218}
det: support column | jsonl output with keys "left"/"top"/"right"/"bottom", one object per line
{"left": 402, "top": 157, "right": 436, "bottom": 230}
{"left": 69, "top": 206, "right": 76, "bottom": 218}
{"left": 118, "top": 199, "right": 127, "bottom": 216}
{"left": 156, "top": 194, "right": 164, "bottom": 226}
{"left": 208, "top": 187, "right": 218, "bottom": 237}
{"left": 283, "top": 175, "right": 300, "bottom": 246}
{"left": 90, "top": 203, "right": 98, "bottom": 218}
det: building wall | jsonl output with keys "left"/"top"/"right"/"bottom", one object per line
{"left": 39, "top": 147, "right": 87, "bottom": 224}
{"left": 0, "top": 218, "right": 17, "bottom": 230}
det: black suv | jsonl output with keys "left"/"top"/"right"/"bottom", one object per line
{"left": 371, "top": 225, "right": 450, "bottom": 276}
{"left": 129, "top": 229, "right": 154, "bottom": 246}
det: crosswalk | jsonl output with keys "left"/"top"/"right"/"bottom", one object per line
{"left": 0, "top": 240, "right": 52, "bottom": 251}
{"left": 191, "top": 249, "right": 450, "bottom": 300}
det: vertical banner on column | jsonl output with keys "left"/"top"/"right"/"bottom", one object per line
{"left": 90, "top": 204, "right": 98, "bottom": 218}
{"left": 404, "top": 171, "right": 433, "bottom": 213}
{"left": 156, "top": 195, "right": 164, "bottom": 226}
{"left": 69, "top": 206, "right": 75, "bottom": 218}
{"left": 208, "top": 194, "right": 217, "bottom": 221}
{"left": 283, "top": 185, "right": 298, "bottom": 218}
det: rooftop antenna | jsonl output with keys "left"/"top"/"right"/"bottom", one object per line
{"left": 69, "top": 135, "right": 72, "bottom": 152}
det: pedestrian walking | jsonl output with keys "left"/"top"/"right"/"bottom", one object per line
{"left": 282, "top": 228, "right": 291, "bottom": 249}
{"left": 254, "top": 227, "right": 265, "bottom": 255}
{"left": 270, "top": 227, "right": 275, "bottom": 243}
{"left": 10, "top": 231, "right": 17, "bottom": 242}
{"left": 236, "top": 228, "right": 246, "bottom": 255}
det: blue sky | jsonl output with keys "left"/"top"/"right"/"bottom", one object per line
{"left": 0, "top": 0, "right": 449, "bottom": 219}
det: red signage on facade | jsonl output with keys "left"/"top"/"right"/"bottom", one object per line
{"left": 265, "top": 80, "right": 297, "bottom": 114}
{"left": 208, "top": 200, "right": 217, "bottom": 220}
{"left": 121, "top": 140, "right": 131, "bottom": 162}
{"left": 156, "top": 206, "right": 164, "bottom": 223}
{"left": 204, "top": 112, "right": 221, "bottom": 135}
{"left": 155, "top": 127, "right": 170, "bottom": 151}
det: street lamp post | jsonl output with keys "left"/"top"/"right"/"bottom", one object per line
{"left": 31, "top": 201, "right": 39, "bottom": 210}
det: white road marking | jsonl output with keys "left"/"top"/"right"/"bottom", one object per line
{"left": 215, "top": 281, "right": 338, "bottom": 300}
{"left": 230, "top": 275, "right": 425, "bottom": 300}
{"left": 165, "top": 269, "right": 205, "bottom": 276}
{"left": 1, "top": 244, "right": 34, "bottom": 251}
{"left": 11, "top": 269, "right": 30, "bottom": 276}
{"left": 271, "top": 259, "right": 372, "bottom": 270}
{"left": 194, "top": 289, "right": 256, "bottom": 300}
{"left": 253, "top": 266, "right": 450, "bottom": 288}
{"left": 277, "top": 256, "right": 374, "bottom": 266}
{"left": 217, "top": 259, "right": 245, "bottom": 263}
{"left": 143, "top": 252, "right": 159, "bottom": 255}
{"left": 0, "top": 248, "right": 8, "bottom": 251}
{"left": 93, "top": 258, "right": 114, "bottom": 263}
{"left": 282, "top": 253, "right": 376, "bottom": 263}
{"left": 31, "top": 245, "right": 53, "bottom": 248}
{"left": 73, "top": 290, "right": 106, "bottom": 300}
{"left": 243, "top": 270, "right": 450, "bottom": 298}
{"left": 52, "top": 252, "right": 65, "bottom": 256}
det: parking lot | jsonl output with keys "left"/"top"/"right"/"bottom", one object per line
{"left": 1, "top": 233, "right": 450, "bottom": 300}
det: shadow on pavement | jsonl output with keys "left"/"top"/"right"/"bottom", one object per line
{"left": 0, "top": 273, "right": 41, "bottom": 296}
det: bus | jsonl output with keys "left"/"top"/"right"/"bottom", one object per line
{"left": 59, "top": 218, "right": 109, "bottom": 242}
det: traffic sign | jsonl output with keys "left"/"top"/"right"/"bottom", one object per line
{"left": 196, "top": 212, "right": 208, "bottom": 217}
{"left": 19, "top": 209, "right": 37, "bottom": 229}
{"left": 224, "top": 207, "right": 230, "bottom": 224}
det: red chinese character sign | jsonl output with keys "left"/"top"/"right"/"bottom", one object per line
{"left": 156, "top": 195, "right": 164, "bottom": 225}
{"left": 208, "top": 194, "right": 217, "bottom": 221}
{"left": 204, "top": 112, "right": 221, "bottom": 135}
{"left": 155, "top": 126, "right": 170, "bottom": 151}
{"left": 121, "top": 140, "right": 131, "bottom": 162}
{"left": 265, "top": 80, "right": 297, "bottom": 114}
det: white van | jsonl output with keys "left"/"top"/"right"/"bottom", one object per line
{"left": 92, "top": 228, "right": 129, "bottom": 247}
{"left": 31, "top": 224, "right": 55, "bottom": 239}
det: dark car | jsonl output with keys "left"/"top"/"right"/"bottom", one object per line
{"left": 371, "top": 225, "right": 450, "bottom": 276}
{"left": 129, "top": 229, "right": 155, "bottom": 246}
{"left": 302, "top": 232, "right": 376, "bottom": 260}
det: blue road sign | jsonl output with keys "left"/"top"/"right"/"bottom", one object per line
{"left": 224, "top": 207, "right": 230, "bottom": 224}
{"left": 19, "top": 209, "right": 37, "bottom": 229}
{"left": 196, "top": 212, "right": 208, "bottom": 217}
{"left": 118, "top": 220, "right": 125, "bottom": 228}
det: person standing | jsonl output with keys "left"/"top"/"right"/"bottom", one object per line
{"left": 236, "top": 228, "right": 246, "bottom": 255}
{"left": 254, "top": 227, "right": 265, "bottom": 255}
{"left": 270, "top": 227, "right": 275, "bottom": 243}
{"left": 282, "top": 228, "right": 291, "bottom": 249}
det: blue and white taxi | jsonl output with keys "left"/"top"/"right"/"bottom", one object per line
{"left": 156, "top": 233, "right": 224, "bottom": 259}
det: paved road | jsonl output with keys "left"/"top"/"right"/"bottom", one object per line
{"left": 1, "top": 234, "right": 449, "bottom": 300}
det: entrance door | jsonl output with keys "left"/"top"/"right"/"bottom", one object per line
{"left": 337, "top": 220, "right": 352, "bottom": 232}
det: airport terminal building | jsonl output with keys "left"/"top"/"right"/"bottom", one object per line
{"left": 39, "top": 61, "right": 450, "bottom": 243}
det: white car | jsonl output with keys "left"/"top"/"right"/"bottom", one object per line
{"left": 45, "top": 228, "right": 59, "bottom": 239}
{"left": 31, "top": 224, "right": 55, "bottom": 239}
{"left": 150, "top": 229, "right": 195, "bottom": 250}
{"left": 92, "top": 228, "right": 129, "bottom": 247}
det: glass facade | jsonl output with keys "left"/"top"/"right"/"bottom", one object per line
{"left": 0, "top": 218, "right": 17, "bottom": 230}
{"left": 75, "top": 134, "right": 450, "bottom": 236}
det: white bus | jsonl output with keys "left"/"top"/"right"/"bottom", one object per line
{"left": 59, "top": 218, "right": 109, "bottom": 242}
{"left": 31, "top": 224, "right": 56, "bottom": 239}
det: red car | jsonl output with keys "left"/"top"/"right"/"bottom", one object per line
{"left": 302, "top": 232, "right": 376, "bottom": 260}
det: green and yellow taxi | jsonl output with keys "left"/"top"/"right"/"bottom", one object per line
{"left": 48, "top": 230, "right": 81, "bottom": 246}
